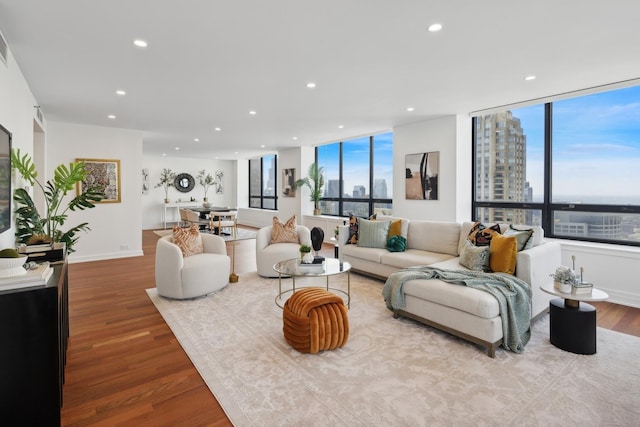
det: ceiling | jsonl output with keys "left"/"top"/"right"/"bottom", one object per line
{"left": 1, "top": 1, "right": 639, "bottom": 160}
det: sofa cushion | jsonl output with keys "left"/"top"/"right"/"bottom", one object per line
{"left": 467, "top": 222, "right": 501, "bottom": 246}
{"left": 357, "top": 218, "right": 390, "bottom": 248}
{"left": 402, "top": 278, "right": 500, "bottom": 319}
{"left": 387, "top": 219, "right": 403, "bottom": 238}
{"left": 459, "top": 239, "right": 490, "bottom": 271}
{"left": 503, "top": 226, "right": 534, "bottom": 251}
{"left": 380, "top": 249, "right": 455, "bottom": 269}
{"left": 386, "top": 235, "right": 407, "bottom": 252}
{"left": 406, "top": 221, "right": 461, "bottom": 256}
{"left": 341, "top": 244, "right": 387, "bottom": 263}
{"left": 489, "top": 234, "right": 518, "bottom": 274}
{"left": 270, "top": 215, "right": 299, "bottom": 244}
{"left": 377, "top": 215, "right": 409, "bottom": 238}
{"left": 172, "top": 224, "right": 204, "bottom": 257}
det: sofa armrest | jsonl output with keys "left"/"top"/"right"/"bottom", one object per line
{"left": 516, "top": 241, "right": 561, "bottom": 317}
{"left": 337, "top": 224, "right": 350, "bottom": 246}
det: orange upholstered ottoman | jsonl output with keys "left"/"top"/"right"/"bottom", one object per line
{"left": 282, "top": 288, "right": 349, "bottom": 354}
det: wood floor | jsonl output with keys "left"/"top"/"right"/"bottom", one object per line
{"left": 61, "top": 229, "right": 640, "bottom": 426}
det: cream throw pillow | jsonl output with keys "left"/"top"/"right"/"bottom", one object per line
{"left": 270, "top": 215, "right": 299, "bottom": 244}
{"left": 172, "top": 224, "right": 204, "bottom": 257}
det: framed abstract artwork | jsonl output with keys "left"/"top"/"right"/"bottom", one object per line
{"left": 76, "top": 158, "right": 121, "bottom": 203}
{"left": 282, "top": 168, "right": 295, "bottom": 197}
{"left": 405, "top": 151, "right": 439, "bottom": 200}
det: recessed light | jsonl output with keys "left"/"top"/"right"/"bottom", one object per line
{"left": 260, "top": 144, "right": 265, "bottom": 148}
{"left": 306, "top": 82, "right": 316, "bottom": 89}
{"left": 175, "top": 147, "right": 180, "bottom": 151}
{"left": 249, "top": 110, "right": 257, "bottom": 115}
{"left": 162, "top": 153, "right": 167, "bottom": 157}
{"left": 338, "top": 125, "right": 344, "bottom": 129}
{"left": 524, "top": 75, "right": 536, "bottom": 81}
{"left": 292, "top": 136, "right": 298, "bottom": 140}
{"left": 214, "top": 127, "right": 221, "bottom": 131}
{"left": 194, "top": 138, "right": 200, "bottom": 142}
{"left": 406, "top": 107, "right": 415, "bottom": 112}
{"left": 428, "top": 23, "right": 443, "bottom": 32}
{"left": 234, "top": 152, "right": 239, "bottom": 155}
{"left": 108, "top": 114, "right": 116, "bottom": 119}
{"left": 116, "top": 90, "right": 126, "bottom": 96}
{"left": 133, "top": 39, "right": 148, "bottom": 48}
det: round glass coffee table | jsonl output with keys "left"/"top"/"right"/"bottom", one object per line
{"left": 274, "top": 258, "right": 351, "bottom": 309}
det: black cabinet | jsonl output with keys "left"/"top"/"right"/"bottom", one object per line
{"left": 0, "top": 261, "right": 68, "bottom": 426}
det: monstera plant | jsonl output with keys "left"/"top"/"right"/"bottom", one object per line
{"left": 11, "top": 148, "right": 104, "bottom": 253}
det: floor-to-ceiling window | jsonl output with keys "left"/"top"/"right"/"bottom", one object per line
{"left": 317, "top": 131, "right": 393, "bottom": 217}
{"left": 472, "top": 84, "right": 640, "bottom": 246}
{"left": 249, "top": 154, "right": 277, "bottom": 210}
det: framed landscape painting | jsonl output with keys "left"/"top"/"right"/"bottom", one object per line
{"left": 405, "top": 151, "right": 439, "bottom": 200}
{"left": 76, "top": 158, "right": 121, "bottom": 203}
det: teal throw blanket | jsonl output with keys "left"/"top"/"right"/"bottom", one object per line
{"left": 382, "top": 267, "right": 532, "bottom": 353}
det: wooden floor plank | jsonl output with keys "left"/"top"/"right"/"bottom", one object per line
{"left": 61, "top": 228, "right": 640, "bottom": 425}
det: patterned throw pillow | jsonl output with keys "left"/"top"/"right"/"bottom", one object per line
{"left": 270, "top": 215, "right": 299, "bottom": 244}
{"left": 347, "top": 214, "right": 359, "bottom": 244}
{"left": 467, "top": 222, "right": 501, "bottom": 246}
{"left": 172, "top": 224, "right": 204, "bottom": 257}
{"left": 459, "top": 239, "right": 490, "bottom": 271}
{"left": 504, "top": 226, "right": 534, "bottom": 251}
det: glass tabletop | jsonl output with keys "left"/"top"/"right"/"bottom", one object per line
{"left": 274, "top": 258, "right": 351, "bottom": 277}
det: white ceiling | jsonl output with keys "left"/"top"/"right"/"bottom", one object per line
{"left": 1, "top": 1, "right": 639, "bottom": 160}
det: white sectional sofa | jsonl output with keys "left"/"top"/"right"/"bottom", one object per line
{"left": 337, "top": 218, "right": 560, "bottom": 357}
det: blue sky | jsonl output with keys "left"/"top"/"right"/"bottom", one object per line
{"left": 515, "top": 85, "right": 640, "bottom": 204}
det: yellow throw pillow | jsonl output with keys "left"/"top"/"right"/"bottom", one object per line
{"left": 172, "top": 224, "right": 204, "bottom": 257}
{"left": 270, "top": 215, "right": 299, "bottom": 244}
{"left": 489, "top": 234, "right": 517, "bottom": 274}
{"left": 387, "top": 219, "right": 402, "bottom": 238}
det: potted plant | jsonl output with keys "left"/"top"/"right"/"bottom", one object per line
{"left": 155, "top": 168, "right": 176, "bottom": 203}
{"left": 551, "top": 266, "right": 577, "bottom": 293}
{"left": 11, "top": 149, "right": 104, "bottom": 253}
{"left": 299, "top": 244, "right": 313, "bottom": 263}
{"left": 294, "top": 162, "right": 325, "bottom": 215}
{"left": 197, "top": 169, "right": 216, "bottom": 206}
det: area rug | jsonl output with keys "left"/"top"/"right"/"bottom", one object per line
{"left": 153, "top": 228, "right": 256, "bottom": 241}
{"left": 146, "top": 272, "right": 640, "bottom": 426}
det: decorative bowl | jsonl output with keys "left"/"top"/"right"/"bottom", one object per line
{"left": 0, "top": 254, "right": 29, "bottom": 278}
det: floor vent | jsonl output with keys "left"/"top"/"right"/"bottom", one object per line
{"left": 0, "top": 31, "right": 7, "bottom": 65}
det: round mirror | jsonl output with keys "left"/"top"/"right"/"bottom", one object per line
{"left": 174, "top": 173, "right": 195, "bottom": 193}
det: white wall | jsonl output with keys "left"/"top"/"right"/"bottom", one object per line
{"left": 142, "top": 155, "right": 236, "bottom": 229}
{"left": 0, "top": 46, "right": 42, "bottom": 250}
{"left": 46, "top": 122, "right": 144, "bottom": 262}
{"left": 392, "top": 115, "right": 472, "bottom": 221}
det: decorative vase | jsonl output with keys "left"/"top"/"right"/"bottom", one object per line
{"left": 313, "top": 208, "right": 321, "bottom": 216}
{"left": 555, "top": 281, "right": 571, "bottom": 293}
{"left": 301, "top": 252, "right": 314, "bottom": 264}
{"left": 164, "top": 198, "right": 170, "bottom": 203}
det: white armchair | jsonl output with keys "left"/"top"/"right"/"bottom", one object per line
{"left": 255, "top": 225, "right": 311, "bottom": 277}
{"left": 155, "top": 233, "right": 230, "bottom": 299}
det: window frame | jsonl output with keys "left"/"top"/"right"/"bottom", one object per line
{"left": 317, "top": 133, "right": 393, "bottom": 218}
{"left": 472, "top": 102, "right": 640, "bottom": 247}
{"left": 248, "top": 154, "right": 277, "bottom": 211}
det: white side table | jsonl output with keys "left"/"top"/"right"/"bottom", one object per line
{"left": 540, "top": 283, "right": 609, "bottom": 355}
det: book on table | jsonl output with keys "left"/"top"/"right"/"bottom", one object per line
{"left": 0, "top": 262, "right": 53, "bottom": 291}
{"left": 298, "top": 260, "right": 326, "bottom": 274}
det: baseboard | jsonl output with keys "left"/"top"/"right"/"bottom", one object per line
{"left": 68, "top": 250, "right": 144, "bottom": 264}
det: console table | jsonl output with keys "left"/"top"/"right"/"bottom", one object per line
{"left": 162, "top": 202, "right": 200, "bottom": 228}
{"left": 0, "top": 260, "right": 68, "bottom": 426}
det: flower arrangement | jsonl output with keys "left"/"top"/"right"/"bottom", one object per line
{"left": 551, "top": 266, "right": 578, "bottom": 284}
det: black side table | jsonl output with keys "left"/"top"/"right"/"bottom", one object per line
{"left": 540, "top": 283, "right": 609, "bottom": 355}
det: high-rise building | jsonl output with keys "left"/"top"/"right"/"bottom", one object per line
{"left": 352, "top": 185, "right": 366, "bottom": 198}
{"left": 475, "top": 111, "right": 527, "bottom": 224}
{"left": 326, "top": 179, "right": 340, "bottom": 198}
{"left": 373, "top": 179, "right": 388, "bottom": 198}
